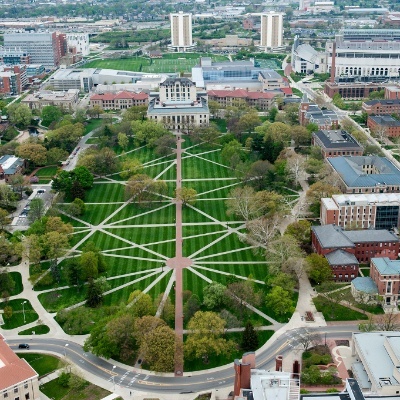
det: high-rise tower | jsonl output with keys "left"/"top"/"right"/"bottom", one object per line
{"left": 259, "top": 12, "right": 284, "bottom": 51}
{"left": 168, "top": 12, "right": 195, "bottom": 52}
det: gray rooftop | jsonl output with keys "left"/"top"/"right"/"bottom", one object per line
{"left": 351, "top": 277, "right": 378, "bottom": 294}
{"left": 325, "top": 249, "right": 359, "bottom": 266}
{"left": 312, "top": 224, "right": 399, "bottom": 248}
{"left": 0, "top": 155, "right": 24, "bottom": 175}
{"left": 313, "top": 130, "right": 363, "bottom": 150}
{"left": 328, "top": 156, "right": 400, "bottom": 188}
{"left": 312, "top": 225, "right": 355, "bottom": 248}
{"left": 371, "top": 257, "right": 400, "bottom": 276}
{"left": 353, "top": 332, "right": 400, "bottom": 390}
{"left": 369, "top": 115, "right": 400, "bottom": 127}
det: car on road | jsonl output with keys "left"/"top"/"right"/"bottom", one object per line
{"left": 18, "top": 344, "right": 29, "bottom": 349}
{"left": 37, "top": 189, "right": 46, "bottom": 194}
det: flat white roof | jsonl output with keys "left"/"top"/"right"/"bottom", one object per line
{"left": 251, "top": 370, "right": 295, "bottom": 400}
{"left": 1, "top": 156, "right": 19, "bottom": 171}
{"left": 332, "top": 193, "right": 400, "bottom": 206}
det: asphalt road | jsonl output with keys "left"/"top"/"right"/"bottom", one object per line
{"left": 7, "top": 325, "right": 358, "bottom": 393}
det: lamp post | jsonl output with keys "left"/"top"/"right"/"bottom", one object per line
{"left": 64, "top": 343, "right": 69, "bottom": 357}
{"left": 21, "top": 301, "right": 27, "bottom": 323}
{"left": 112, "top": 365, "right": 116, "bottom": 391}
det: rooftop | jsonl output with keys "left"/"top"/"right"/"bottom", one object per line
{"left": 327, "top": 156, "right": 400, "bottom": 188}
{"left": 371, "top": 257, "right": 400, "bottom": 276}
{"left": 331, "top": 192, "right": 400, "bottom": 206}
{"left": 351, "top": 277, "right": 378, "bottom": 294}
{"left": 353, "top": 332, "right": 400, "bottom": 389}
{"left": 312, "top": 224, "right": 399, "bottom": 248}
{"left": 0, "top": 155, "right": 24, "bottom": 175}
{"left": 369, "top": 115, "right": 400, "bottom": 127}
{"left": 325, "top": 249, "right": 359, "bottom": 266}
{"left": 313, "top": 130, "right": 363, "bottom": 150}
{"left": 0, "top": 334, "right": 38, "bottom": 391}
{"left": 250, "top": 370, "right": 297, "bottom": 400}
{"left": 23, "top": 89, "right": 79, "bottom": 103}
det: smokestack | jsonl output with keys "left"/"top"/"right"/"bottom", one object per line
{"left": 330, "top": 41, "right": 336, "bottom": 84}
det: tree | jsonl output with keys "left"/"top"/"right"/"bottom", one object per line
{"left": 41, "top": 105, "right": 63, "bottom": 127}
{"left": 71, "top": 180, "right": 85, "bottom": 200}
{"left": 295, "top": 328, "right": 321, "bottom": 351}
{"left": 131, "top": 120, "right": 170, "bottom": 147}
{"left": 28, "top": 198, "right": 45, "bottom": 224}
{"left": 266, "top": 272, "right": 295, "bottom": 295}
{"left": 265, "top": 286, "right": 295, "bottom": 316}
{"left": 246, "top": 215, "right": 280, "bottom": 248}
{"left": 0, "top": 185, "right": 17, "bottom": 211}
{"left": 185, "top": 311, "right": 235, "bottom": 363}
{"left": 221, "top": 140, "right": 244, "bottom": 169}
{"left": 134, "top": 316, "right": 166, "bottom": 348}
{"left": 125, "top": 174, "right": 167, "bottom": 205}
{"left": 192, "top": 125, "right": 220, "bottom": 145}
{"left": 285, "top": 220, "right": 312, "bottom": 250}
{"left": 241, "top": 321, "right": 259, "bottom": 352}
{"left": 154, "top": 293, "right": 175, "bottom": 323}
{"left": 72, "top": 166, "right": 94, "bottom": 189}
{"left": 9, "top": 173, "right": 26, "bottom": 200}
{"left": 264, "top": 122, "right": 291, "bottom": 142}
{"left": 0, "top": 208, "right": 11, "bottom": 230}
{"left": 117, "top": 132, "right": 129, "bottom": 150}
{"left": 80, "top": 251, "right": 99, "bottom": 281}
{"left": 176, "top": 187, "right": 197, "bottom": 207}
{"left": 64, "top": 258, "right": 83, "bottom": 289}
{"left": 0, "top": 270, "right": 15, "bottom": 298}
{"left": 106, "top": 313, "right": 137, "bottom": 361}
{"left": 203, "top": 282, "right": 226, "bottom": 310}
{"left": 69, "top": 198, "right": 85, "bottom": 216}
{"left": 233, "top": 110, "right": 261, "bottom": 137}
{"left": 46, "top": 147, "right": 69, "bottom": 165}
{"left": 119, "top": 159, "right": 143, "bottom": 180}
{"left": 266, "top": 235, "right": 304, "bottom": 272}
{"left": 16, "top": 143, "right": 47, "bottom": 166}
{"left": 3, "top": 305, "right": 12, "bottom": 319}
{"left": 86, "top": 277, "right": 110, "bottom": 308}
{"left": 286, "top": 152, "right": 305, "bottom": 186}
{"left": 128, "top": 290, "right": 154, "bottom": 317}
{"left": 306, "top": 254, "right": 333, "bottom": 284}
{"left": 226, "top": 280, "right": 262, "bottom": 319}
{"left": 306, "top": 181, "right": 341, "bottom": 215}
{"left": 77, "top": 147, "right": 119, "bottom": 176}
{"left": 87, "top": 105, "right": 104, "bottom": 119}
{"left": 140, "top": 325, "right": 177, "bottom": 372}
{"left": 8, "top": 104, "right": 32, "bottom": 128}
{"left": 291, "top": 126, "right": 311, "bottom": 147}
{"left": 183, "top": 294, "right": 201, "bottom": 323}
{"left": 154, "top": 134, "right": 175, "bottom": 156}
{"left": 122, "top": 105, "right": 147, "bottom": 122}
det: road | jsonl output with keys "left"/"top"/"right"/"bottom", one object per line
{"left": 7, "top": 325, "right": 357, "bottom": 393}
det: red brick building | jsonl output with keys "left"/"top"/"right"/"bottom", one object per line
{"left": 312, "top": 129, "right": 363, "bottom": 159}
{"left": 311, "top": 224, "right": 399, "bottom": 281}
{"left": 89, "top": 91, "right": 149, "bottom": 110}
{"left": 367, "top": 115, "right": 400, "bottom": 138}
{"left": 362, "top": 99, "right": 400, "bottom": 115}
{"left": 370, "top": 257, "right": 400, "bottom": 306}
{"left": 207, "top": 89, "right": 277, "bottom": 111}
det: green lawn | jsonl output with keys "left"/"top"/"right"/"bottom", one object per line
{"left": 19, "top": 324, "right": 50, "bottom": 335}
{"left": 313, "top": 296, "right": 368, "bottom": 321}
{"left": 0, "top": 299, "right": 38, "bottom": 329}
{"left": 82, "top": 57, "right": 148, "bottom": 71}
{"left": 18, "top": 353, "right": 61, "bottom": 376}
{"left": 9, "top": 271, "right": 23, "bottom": 296}
{"left": 40, "top": 374, "right": 111, "bottom": 400}
{"left": 84, "top": 118, "right": 104, "bottom": 135}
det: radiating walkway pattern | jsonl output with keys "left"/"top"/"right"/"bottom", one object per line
{"left": 5, "top": 137, "right": 305, "bottom": 374}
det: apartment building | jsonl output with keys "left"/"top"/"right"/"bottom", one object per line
{"left": 259, "top": 12, "right": 284, "bottom": 51}
{"left": 89, "top": 91, "right": 149, "bottom": 110}
{"left": 367, "top": 115, "right": 400, "bottom": 138}
{"left": 66, "top": 33, "right": 90, "bottom": 56}
{"left": 168, "top": 12, "right": 195, "bottom": 52}
{"left": 362, "top": 99, "right": 400, "bottom": 115}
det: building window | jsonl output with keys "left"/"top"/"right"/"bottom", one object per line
{"left": 13, "top": 389, "right": 17, "bottom": 394}
{"left": 4, "top": 393, "right": 8, "bottom": 399}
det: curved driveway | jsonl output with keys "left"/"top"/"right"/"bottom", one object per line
{"left": 8, "top": 325, "right": 357, "bottom": 394}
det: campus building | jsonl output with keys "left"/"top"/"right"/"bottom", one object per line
{"left": 0, "top": 48, "right": 30, "bottom": 65}
{"left": 312, "top": 224, "right": 399, "bottom": 279}
{"left": 259, "top": 12, "right": 284, "bottom": 52}
{"left": 0, "top": 65, "right": 27, "bottom": 95}
{"left": 326, "top": 30, "right": 400, "bottom": 79}
{"left": 0, "top": 334, "right": 40, "bottom": 400}
{"left": 298, "top": 95, "right": 339, "bottom": 129}
{"left": 3, "top": 32, "right": 62, "bottom": 68}
{"left": 352, "top": 332, "right": 400, "bottom": 394}
{"left": 0, "top": 155, "right": 26, "bottom": 182}
{"left": 362, "top": 99, "right": 400, "bottom": 115}
{"left": 168, "top": 12, "right": 195, "bottom": 52}
{"left": 324, "top": 81, "right": 389, "bottom": 100}
{"left": 22, "top": 89, "right": 80, "bottom": 111}
{"left": 327, "top": 156, "right": 400, "bottom": 194}
{"left": 321, "top": 193, "right": 400, "bottom": 230}
{"left": 370, "top": 258, "right": 400, "bottom": 306}
{"left": 192, "top": 57, "right": 290, "bottom": 93}
{"left": 207, "top": 89, "right": 277, "bottom": 111}
{"left": 291, "top": 35, "right": 327, "bottom": 75}
{"left": 367, "top": 115, "right": 400, "bottom": 138}
{"left": 89, "top": 91, "right": 149, "bottom": 110}
{"left": 147, "top": 77, "right": 209, "bottom": 132}
{"left": 66, "top": 33, "right": 90, "bottom": 56}
{"left": 312, "top": 130, "right": 363, "bottom": 159}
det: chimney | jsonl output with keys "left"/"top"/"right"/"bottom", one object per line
{"left": 330, "top": 41, "right": 336, "bottom": 84}
{"left": 276, "top": 355, "right": 283, "bottom": 371}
